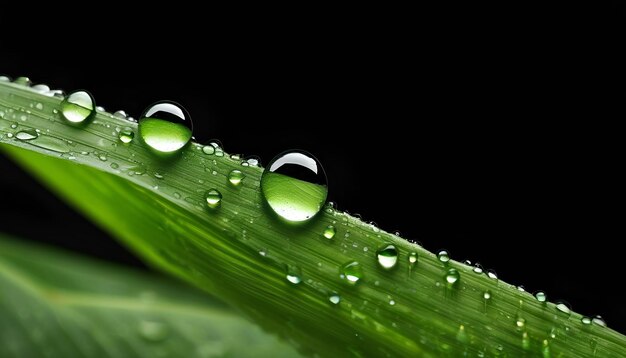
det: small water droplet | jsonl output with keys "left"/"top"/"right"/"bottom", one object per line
{"left": 98, "top": 154, "right": 107, "bottom": 161}
{"left": 592, "top": 316, "right": 607, "bottom": 327}
{"left": 118, "top": 129, "right": 134, "bottom": 144}
{"left": 581, "top": 316, "right": 592, "bottom": 325}
{"left": 258, "top": 249, "right": 267, "bottom": 257}
{"left": 261, "top": 150, "right": 328, "bottom": 222}
{"left": 555, "top": 301, "right": 571, "bottom": 317}
{"left": 541, "top": 339, "right": 550, "bottom": 358}
{"left": 341, "top": 261, "right": 362, "bottom": 285}
{"left": 408, "top": 252, "right": 418, "bottom": 265}
{"left": 376, "top": 244, "right": 398, "bottom": 269}
{"left": 138, "top": 320, "right": 168, "bottom": 342}
{"left": 205, "top": 189, "right": 222, "bottom": 209}
{"left": 483, "top": 290, "right": 492, "bottom": 300}
{"left": 516, "top": 315, "right": 526, "bottom": 328}
{"left": 228, "top": 169, "right": 245, "bottom": 186}
{"left": 517, "top": 286, "right": 526, "bottom": 292}
{"left": 323, "top": 225, "right": 336, "bottom": 239}
{"left": 328, "top": 293, "right": 341, "bottom": 305}
{"left": 13, "top": 77, "right": 31, "bottom": 86}
{"left": 388, "top": 298, "right": 396, "bottom": 306}
{"left": 61, "top": 90, "right": 96, "bottom": 123}
{"left": 286, "top": 265, "right": 302, "bottom": 284}
{"left": 113, "top": 110, "right": 128, "bottom": 119}
{"left": 0, "top": 75, "right": 10, "bottom": 81}
{"left": 437, "top": 250, "right": 450, "bottom": 263}
{"left": 535, "top": 291, "right": 547, "bottom": 302}
{"left": 139, "top": 101, "right": 192, "bottom": 153}
{"left": 35, "top": 103, "right": 43, "bottom": 110}
{"left": 15, "top": 129, "right": 38, "bottom": 141}
{"left": 473, "top": 264, "right": 484, "bottom": 274}
{"left": 522, "top": 331, "right": 531, "bottom": 350}
{"left": 456, "top": 325, "right": 469, "bottom": 343}
{"left": 246, "top": 157, "right": 260, "bottom": 166}
{"left": 110, "top": 163, "right": 119, "bottom": 169}
{"left": 230, "top": 153, "right": 241, "bottom": 160}
{"left": 202, "top": 145, "right": 215, "bottom": 155}
{"left": 445, "top": 268, "right": 460, "bottom": 285}
{"left": 32, "top": 84, "right": 50, "bottom": 93}
{"left": 487, "top": 270, "right": 498, "bottom": 280}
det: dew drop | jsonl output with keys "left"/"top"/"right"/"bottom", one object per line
{"left": 15, "top": 129, "right": 38, "bottom": 141}
{"left": 228, "top": 169, "right": 245, "bottom": 186}
{"left": 13, "top": 77, "right": 31, "bottom": 86}
{"left": 541, "top": 339, "right": 550, "bottom": 358}
{"left": 535, "top": 291, "right": 547, "bottom": 302}
{"left": 35, "top": 103, "right": 43, "bottom": 110}
{"left": 376, "top": 244, "right": 398, "bottom": 269}
{"left": 408, "top": 252, "right": 418, "bottom": 265}
{"left": 139, "top": 101, "right": 192, "bottom": 153}
{"left": 261, "top": 150, "right": 328, "bottom": 222}
{"left": 437, "top": 250, "right": 450, "bottom": 263}
{"left": 118, "top": 129, "right": 134, "bottom": 144}
{"left": 522, "top": 331, "right": 531, "bottom": 350}
{"left": 202, "top": 145, "right": 215, "bottom": 155}
{"left": 487, "top": 270, "right": 498, "bottom": 280}
{"left": 340, "top": 261, "right": 362, "bottom": 285}
{"left": 32, "top": 84, "right": 50, "bottom": 93}
{"left": 445, "top": 268, "right": 460, "bottom": 285}
{"left": 328, "top": 293, "right": 341, "bottom": 305}
{"left": 388, "top": 298, "right": 396, "bottom": 306}
{"left": 516, "top": 315, "right": 526, "bottom": 328}
{"left": 286, "top": 265, "right": 302, "bottom": 285}
{"left": 204, "top": 189, "right": 222, "bottom": 209}
{"left": 0, "top": 75, "right": 10, "bottom": 81}
{"left": 555, "top": 301, "right": 571, "bottom": 317}
{"left": 323, "top": 225, "right": 336, "bottom": 239}
{"left": 473, "top": 264, "right": 484, "bottom": 274}
{"left": 592, "top": 316, "right": 607, "bottom": 327}
{"left": 61, "top": 90, "right": 96, "bottom": 123}
{"left": 113, "top": 110, "right": 128, "bottom": 119}
{"left": 138, "top": 320, "right": 168, "bottom": 342}
{"left": 456, "top": 325, "right": 469, "bottom": 343}
{"left": 483, "top": 290, "right": 492, "bottom": 301}
{"left": 581, "top": 316, "right": 592, "bottom": 325}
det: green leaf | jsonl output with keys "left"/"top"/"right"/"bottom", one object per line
{"left": 0, "top": 234, "right": 301, "bottom": 358}
{"left": 2, "top": 80, "right": 626, "bottom": 357}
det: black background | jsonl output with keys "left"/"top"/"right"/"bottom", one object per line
{"left": 1, "top": 4, "right": 625, "bottom": 333}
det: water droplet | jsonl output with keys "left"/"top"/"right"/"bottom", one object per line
{"left": 323, "top": 225, "right": 336, "bottom": 239}
{"left": 388, "top": 298, "right": 396, "bottom": 306}
{"left": 0, "top": 75, "right": 10, "bottom": 81}
{"left": 61, "top": 90, "right": 95, "bottom": 123}
{"left": 13, "top": 77, "right": 31, "bottom": 86}
{"left": 522, "top": 331, "right": 531, "bottom": 350}
{"left": 261, "top": 150, "right": 328, "bottom": 222}
{"left": 408, "top": 252, "right": 418, "bottom": 265}
{"left": 205, "top": 189, "right": 222, "bottom": 209}
{"left": 230, "top": 153, "right": 241, "bottom": 160}
{"left": 555, "top": 301, "right": 571, "bottom": 316}
{"left": 581, "top": 316, "right": 592, "bottom": 325}
{"left": 376, "top": 244, "right": 398, "bottom": 269}
{"left": 535, "top": 291, "right": 547, "bottom": 302}
{"left": 139, "top": 101, "right": 192, "bottom": 153}
{"left": 286, "top": 265, "right": 302, "bottom": 284}
{"left": 328, "top": 293, "right": 341, "bottom": 304}
{"left": 445, "top": 268, "right": 460, "bottom": 285}
{"left": 517, "top": 286, "right": 526, "bottom": 292}
{"left": 113, "top": 110, "right": 128, "bottom": 119}
{"left": 246, "top": 157, "right": 260, "bottom": 166}
{"left": 138, "top": 320, "right": 168, "bottom": 342}
{"left": 15, "top": 129, "right": 38, "bottom": 141}
{"left": 32, "top": 84, "right": 50, "bottom": 93}
{"left": 541, "top": 339, "right": 550, "bottom": 358}
{"left": 473, "top": 264, "right": 484, "bottom": 274}
{"left": 202, "top": 145, "right": 215, "bottom": 155}
{"left": 592, "top": 316, "right": 607, "bottom": 327}
{"left": 516, "top": 315, "right": 526, "bottom": 328}
{"left": 456, "top": 325, "right": 469, "bottom": 343}
{"left": 487, "top": 270, "right": 498, "bottom": 280}
{"left": 110, "top": 163, "right": 120, "bottom": 169}
{"left": 340, "top": 261, "right": 362, "bottom": 285}
{"left": 483, "top": 290, "right": 492, "bottom": 300}
{"left": 437, "top": 250, "right": 450, "bottom": 263}
{"left": 98, "top": 154, "right": 107, "bottom": 161}
{"left": 118, "top": 129, "right": 134, "bottom": 144}
{"left": 35, "top": 103, "right": 43, "bottom": 110}
{"left": 228, "top": 169, "right": 245, "bottom": 186}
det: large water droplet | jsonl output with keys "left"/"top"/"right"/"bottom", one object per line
{"left": 261, "top": 150, "right": 328, "bottom": 222}
{"left": 445, "top": 268, "right": 460, "bottom": 285}
{"left": 15, "top": 129, "right": 38, "bottom": 141}
{"left": 340, "top": 261, "right": 362, "bottom": 285}
{"left": 138, "top": 320, "right": 168, "bottom": 342}
{"left": 61, "top": 90, "right": 96, "bottom": 123}
{"left": 139, "top": 101, "right": 192, "bottom": 153}
{"left": 202, "top": 145, "right": 215, "bottom": 155}
{"left": 437, "top": 250, "right": 450, "bottom": 263}
{"left": 118, "top": 129, "right": 134, "bottom": 144}
{"left": 204, "top": 189, "right": 222, "bottom": 208}
{"left": 228, "top": 169, "right": 245, "bottom": 186}
{"left": 323, "top": 225, "right": 336, "bottom": 239}
{"left": 376, "top": 244, "right": 398, "bottom": 269}
{"left": 535, "top": 291, "right": 547, "bottom": 302}
{"left": 555, "top": 301, "right": 571, "bottom": 317}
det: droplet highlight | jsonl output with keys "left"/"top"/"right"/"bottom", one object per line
{"left": 261, "top": 150, "right": 328, "bottom": 222}
{"left": 535, "top": 291, "right": 547, "bottom": 302}
{"left": 323, "top": 225, "right": 336, "bottom": 239}
{"left": 139, "top": 101, "right": 192, "bottom": 153}
{"left": 445, "top": 268, "right": 460, "bottom": 285}
{"left": 437, "top": 250, "right": 450, "bottom": 263}
{"left": 340, "top": 261, "right": 362, "bottom": 285}
{"left": 228, "top": 169, "right": 245, "bottom": 186}
{"left": 118, "top": 129, "right": 134, "bottom": 144}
